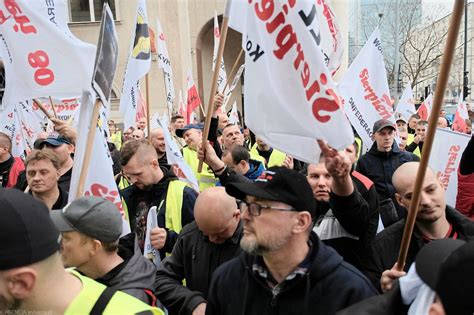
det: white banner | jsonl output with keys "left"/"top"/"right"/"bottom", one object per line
{"left": 0, "top": 0, "right": 96, "bottom": 107}
{"left": 339, "top": 29, "right": 394, "bottom": 147}
{"left": 156, "top": 17, "right": 175, "bottom": 115}
{"left": 0, "top": 104, "right": 27, "bottom": 158}
{"left": 223, "top": 64, "right": 245, "bottom": 111}
{"left": 241, "top": 1, "right": 353, "bottom": 163}
{"left": 428, "top": 128, "right": 470, "bottom": 207}
{"left": 228, "top": 101, "right": 239, "bottom": 125}
{"left": 32, "top": 98, "right": 80, "bottom": 125}
{"left": 144, "top": 206, "right": 161, "bottom": 266}
{"left": 213, "top": 11, "right": 227, "bottom": 93}
{"left": 396, "top": 84, "right": 416, "bottom": 121}
{"left": 69, "top": 90, "right": 130, "bottom": 235}
{"left": 119, "top": 0, "right": 151, "bottom": 130}
{"left": 156, "top": 115, "right": 199, "bottom": 192}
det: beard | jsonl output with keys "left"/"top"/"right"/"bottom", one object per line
{"left": 240, "top": 230, "right": 292, "bottom": 256}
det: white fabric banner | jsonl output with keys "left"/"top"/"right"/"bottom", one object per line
{"left": 213, "top": 11, "right": 227, "bottom": 93}
{"left": 452, "top": 95, "right": 469, "bottom": 133}
{"left": 339, "top": 29, "right": 394, "bottom": 147}
{"left": 32, "top": 98, "right": 81, "bottom": 126}
{"left": 0, "top": 0, "right": 96, "bottom": 107}
{"left": 156, "top": 17, "right": 175, "bottom": 115}
{"left": 228, "top": 101, "right": 239, "bottom": 125}
{"left": 156, "top": 115, "right": 199, "bottom": 192}
{"left": 417, "top": 94, "right": 432, "bottom": 121}
{"left": 223, "top": 64, "right": 245, "bottom": 111}
{"left": 0, "top": 104, "right": 27, "bottom": 158}
{"left": 119, "top": 0, "right": 151, "bottom": 130}
{"left": 69, "top": 90, "right": 130, "bottom": 235}
{"left": 240, "top": 1, "right": 353, "bottom": 163}
{"left": 144, "top": 206, "right": 162, "bottom": 266}
{"left": 178, "top": 90, "right": 187, "bottom": 118}
{"left": 396, "top": 84, "right": 416, "bottom": 121}
{"left": 428, "top": 128, "right": 470, "bottom": 207}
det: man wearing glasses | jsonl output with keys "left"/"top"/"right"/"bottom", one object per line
{"left": 205, "top": 165, "right": 376, "bottom": 314}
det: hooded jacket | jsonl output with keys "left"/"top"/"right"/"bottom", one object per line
{"left": 206, "top": 232, "right": 377, "bottom": 315}
{"left": 95, "top": 233, "right": 157, "bottom": 304}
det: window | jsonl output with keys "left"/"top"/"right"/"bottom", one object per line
{"left": 67, "top": 0, "right": 118, "bottom": 22}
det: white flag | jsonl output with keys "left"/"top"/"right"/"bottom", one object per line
{"left": 0, "top": 104, "right": 27, "bottom": 158}
{"left": 119, "top": 0, "right": 151, "bottom": 130}
{"left": 178, "top": 90, "right": 187, "bottom": 118}
{"left": 240, "top": 1, "right": 353, "bottom": 164}
{"left": 213, "top": 11, "right": 227, "bottom": 93}
{"left": 0, "top": 1, "right": 96, "bottom": 107}
{"left": 223, "top": 64, "right": 245, "bottom": 111}
{"left": 69, "top": 90, "right": 130, "bottom": 235}
{"left": 396, "top": 84, "right": 416, "bottom": 121}
{"left": 452, "top": 95, "right": 469, "bottom": 133}
{"left": 428, "top": 128, "right": 470, "bottom": 207}
{"left": 144, "top": 206, "right": 161, "bottom": 266}
{"left": 156, "top": 17, "right": 175, "bottom": 115}
{"left": 156, "top": 115, "right": 199, "bottom": 192}
{"left": 228, "top": 101, "right": 239, "bottom": 125}
{"left": 339, "top": 29, "right": 394, "bottom": 147}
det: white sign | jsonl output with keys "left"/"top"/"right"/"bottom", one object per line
{"left": 156, "top": 17, "right": 175, "bottom": 116}
{"left": 213, "top": 11, "right": 228, "bottom": 93}
{"left": 144, "top": 206, "right": 161, "bottom": 266}
{"left": 396, "top": 84, "right": 416, "bottom": 121}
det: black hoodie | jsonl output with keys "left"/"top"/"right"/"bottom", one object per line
{"left": 206, "top": 232, "right": 377, "bottom": 315}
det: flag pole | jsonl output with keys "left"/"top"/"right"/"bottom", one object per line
{"left": 223, "top": 48, "right": 243, "bottom": 92}
{"left": 146, "top": 73, "right": 151, "bottom": 143}
{"left": 49, "top": 96, "right": 58, "bottom": 119}
{"left": 197, "top": 0, "right": 231, "bottom": 173}
{"left": 162, "top": 74, "right": 172, "bottom": 120}
{"left": 76, "top": 99, "right": 102, "bottom": 198}
{"left": 33, "top": 99, "right": 54, "bottom": 121}
{"left": 396, "top": 0, "right": 464, "bottom": 271}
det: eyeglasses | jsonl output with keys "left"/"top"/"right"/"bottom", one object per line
{"left": 238, "top": 200, "right": 294, "bottom": 216}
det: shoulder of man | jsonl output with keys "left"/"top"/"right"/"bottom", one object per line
{"left": 446, "top": 206, "right": 474, "bottom": 237}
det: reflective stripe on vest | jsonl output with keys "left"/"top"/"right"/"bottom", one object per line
{"left": 165, "top": 180, "right": 186, "bottom": 233}
{"left": 182, "top": 147, "right": 216, "bottom": 191}
{"left": 250, "top": 144, "right": 285, "bottom": 167}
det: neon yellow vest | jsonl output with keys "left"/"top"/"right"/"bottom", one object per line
{"left": 182, "top": 146, "right": 217, "bottom": 191}
{"left": 406, "top": 133, "right": 421, "bottom": 157}
{"left": 110, "top": 131, "right": 122, "bottom": 150}
{"left": 164, "top": 180, "right": 186, "bottom": 233}
{"left": 250, "top": 144, "right": 286, "bottom": 167}
{"left": 355, "top": 137, "right": 363, "bottom": 159}
{"left": 66, "top": 270, "right": 163, "bottom": 314}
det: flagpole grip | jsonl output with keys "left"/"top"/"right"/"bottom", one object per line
{"left": 33, "top": 99, "right": 53, "bottom": 121}
{"left": 396, "top": 0, "right": 464, "bottom": 271}
{"left": 198, "top": 8, "right": 230, "bottom": 173}
{"left": 76, "top": 99, "right": 102, "bottom": 198}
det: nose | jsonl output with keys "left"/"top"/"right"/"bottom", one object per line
{"left": 241, "top": 207, "right": 251, "bottom": 221}
{"left": 419, "top": 192, "right": 430, "bottom": 207}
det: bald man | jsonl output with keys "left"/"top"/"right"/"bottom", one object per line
{"left": 149, "top": 128, "right": 168, "bottom": 166}
{"left": 362, "top": 162, "right": 474, "bottom": 292}
{"left": 154, "top": 187, "right": 242, "bottom": 315}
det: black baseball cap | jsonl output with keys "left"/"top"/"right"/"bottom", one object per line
{"left": 51, "top": 196, "right": 123, "bottom": 243}
{"left": 373, "top": 119, "right": 396, "bottom": 133}
{"left": 0, "top": 188, "right": 60, "bottom": 270}
{"left": 39, "top": 134, "right": 72, "bottom": 147}
{"left": 176, "top": 123, "right": 204, "bottom": 138}
{"left": 226, "top": 166, "right": 316, "bottom": 217}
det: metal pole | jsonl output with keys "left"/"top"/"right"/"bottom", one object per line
{"left": 393, "top": 0, "right": 401, "bottom": 103}
{"left": 463, "top": 0, "right": 469, "bottom": 101}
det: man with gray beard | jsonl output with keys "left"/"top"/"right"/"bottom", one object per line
{"left": 205, "top": 166, "right": 376, "bottom": 315}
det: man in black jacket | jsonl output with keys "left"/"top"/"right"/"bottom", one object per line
{"left": 362, "top": 162, "right": 474, "bottom": 292}
{"left": 154, "top": 187, "right": 242, "bottom": 315}
{"left": 206, "top": 165, "right": 376, "bottom": 315}
{"left": 356, "top": 119, "right": 419, "bottom": 225}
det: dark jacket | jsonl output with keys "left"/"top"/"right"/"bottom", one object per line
{"left": 356, "top": 142, "right": 419, "bottom": 202}
{"left": 206, "top": 232, "right": 377, "bottom": 315}
{"left": 155, "top": 221, "right": 243, "bottom": 315}
{"left": 362, "top": 206, "right": 474, "bottom": 291}
{"left": 94, "top": 233, "right": 157, "bottom": 304}
{"left": 121, "top": 171, "right": 197, "bottom": 257}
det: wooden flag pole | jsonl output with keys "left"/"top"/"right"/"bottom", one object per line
{"left": 197, "top": 0, "right": 231, "bottom": 173}
{"left": 76, "top": 99, "right": 102, "bottom": 198}
{"left": 146, "top": 73, "right": 152, "bottom": 143}
{"left": 33, "top": 99, "right": 54, "bottom": 120}
{"left": 396, "top": 0, "right": 464, "bottom": 271}
{"left": 162, "top": 74, "right": 172, "bottom": 120}
{"left": 223, "top": 48, "right": 243, "bottom": 92}
{"left": 49, "top": 96, "right": 58, "bottom": 119}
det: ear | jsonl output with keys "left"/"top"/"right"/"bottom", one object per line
{"left": 7, "top": 268, "right": 37, "bottom": 300}
{"left": 90, "top": 239, "right": 103, "bottom": 256}
{"left": 395, "top": 193, "right": 405, "bottom": 207}
{"left": 428, "top": 301, "right": 445, "bottom": 315}
{"left": 150, "top": 158, "right": 159, "bottom": 169}
{"left": 233, "top": 210, "right": 241, "bottom": 221}
{"left": 292, "top": 211, "right": 313, "bottom": 234}
{"left": 238, "top": 160, "right": 247, "bottom": 169}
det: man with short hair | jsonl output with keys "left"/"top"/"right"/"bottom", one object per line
{"left": 132, "top": 128, "right": 145, "bottom": 140}
{"left": 357, "top": 119, "right": 419, "bottom": 225}
{"left": 155, "top": 187, "right": 243, "bottom": 315}
{"left": 121, "top": 140, "right": 197, "bottom": 257}
{"left": 363, "top": 162, "right": 474, "bottom": 292}
{"left": 0, "top": 189, "right": 163, "bottom": 314}
{"left": 51, "top": 196, "right": 157, "bottom": 304}
{"left": 250, "top": 137, "right": 286, "bottom": 168}
{"left": 137, "top": 117, "right": 147, "bottom": 134}
{"left": 170, "top": 115, "right": 186, "bottom": 149}
{"left": 217, "top": 113, "right": 229, "bottom": 130}
{"left": 205, "top": 167, "right": 376, "bottom": 314}
{"left": 222, "top": 145, "right": 265, "bottom": 181}
{"left": 406, "top": 120, "right": 428, "bottom": 157}
{"left": 398, "top": 126, "right": 409, "bottom": 151}
{"left": 25, "top": 149, "right": 68, "bottom": 210}
{"left": 150, "top": 128, "right": 168, "bottom": 166}
{"left": 0, "top": 132, "right": 24, "bottom": 188}
{"left": 123, "top": 126, "right": 135, "bottom": 142}
{"left": 437, "top": 117, "right": 449, "bottom": 129}
{"left": 407, "top": 114, "right": 420, "bottom": 134}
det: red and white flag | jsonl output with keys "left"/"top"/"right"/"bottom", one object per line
{"left": 339, "top": 29, "right": 394, "bottom": 147}
{"left": 178, "top": 90, "right": 187, "bottom": 119}
{"left": 452, "top": 95, "right": 469, "bottom": 133}
{"left": 186, "top": 70, "right": 201, "bottom": 124}
{"left": 417, "top": 94, "right": 432, "bottom": 121}
{"left": 135, "top": 88, "right": 147, "bottom": 123}
{"left": 156, "top": 16, "right": 175, "bottom": 115}
{"left": 0, "top": 1, "right": 96, "bottom": 107}
{"left": 234, "top": 1, "right": 353, "bottom": 163}
{"left": 396, "top": 84, "right": 416, "bottom": 121}
{"left": 119, "top": 0, "right": 151, "bottom": 129}
{"left": 213, "top": 11, "right": 227, "bottom": 93}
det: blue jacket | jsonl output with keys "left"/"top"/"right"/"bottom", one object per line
{"left": 356, "top": 142, "right": 419, "bottom": 201}
{"left": 206, "top": 232, "right": 377, "bottom": 315}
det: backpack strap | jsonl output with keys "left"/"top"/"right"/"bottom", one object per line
{"left": 90, "top": 286, "right": 118, "bottom": 315}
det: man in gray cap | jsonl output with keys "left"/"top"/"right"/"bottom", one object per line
{"left": 356, "top": 119, "right": 419, "bottom": 226}
{"left": 50, "top": 196, "right": 158, "bottom": 305}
